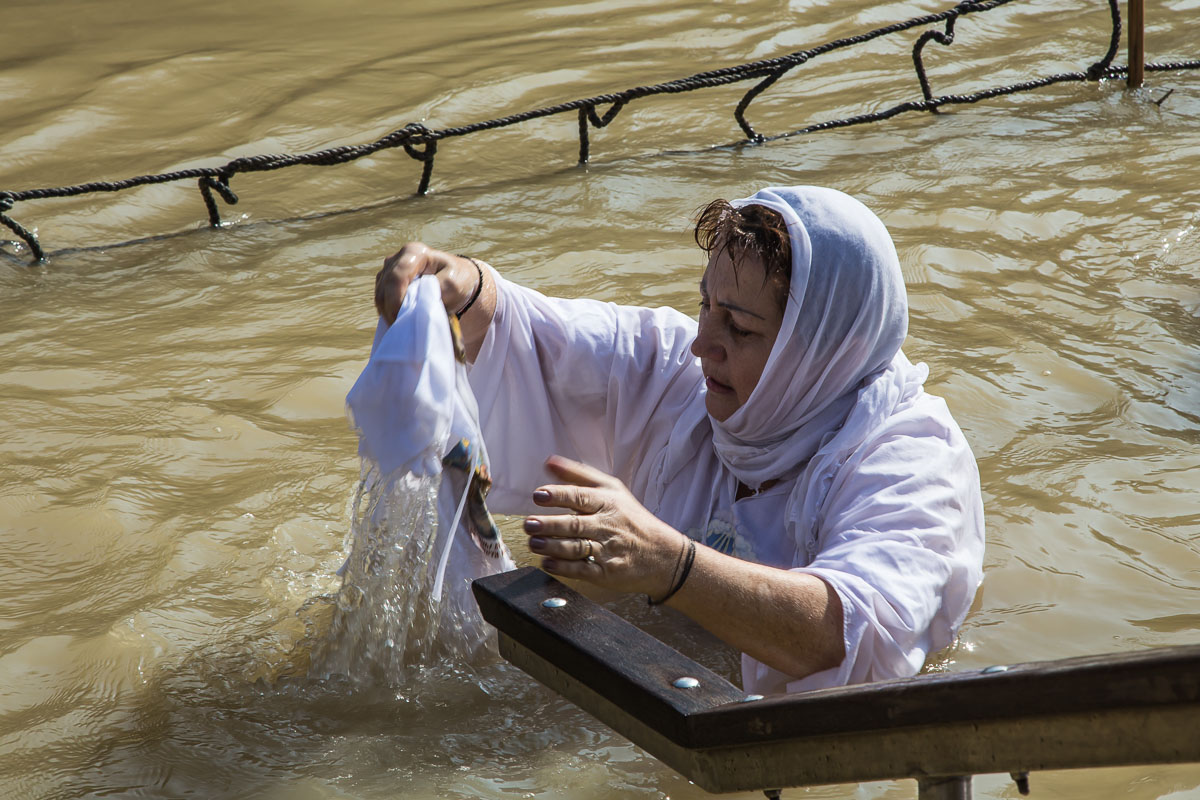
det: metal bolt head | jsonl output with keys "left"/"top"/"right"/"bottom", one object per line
{"left": 542, "top": 597, "right": 568, "bottom": 608}
{"left": 672, "top": 676, "right": 701, "bottom": 689}
{"left": 982, "top": 664, "right": 1009, "bottom": 674}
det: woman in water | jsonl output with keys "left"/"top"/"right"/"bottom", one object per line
{"left": 373, "top": 186, "right": 984, "bottom": 694}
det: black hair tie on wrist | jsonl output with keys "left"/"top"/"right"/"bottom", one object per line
{"left": 648, "top": 538, "right": 697, "bottom": 606}
{"left": 455, "top": 256, "right": 484, "bottom": 319}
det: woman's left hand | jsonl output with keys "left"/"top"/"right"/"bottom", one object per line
{"left": 524, "top": 455, "right": 688, "bottom": 599}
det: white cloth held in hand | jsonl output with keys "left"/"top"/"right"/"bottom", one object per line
{"left": 346, "top": 276, "right": 513, "bottom": 603}
{"left": 347, "top": 277, "right": 457, "bottom": 479}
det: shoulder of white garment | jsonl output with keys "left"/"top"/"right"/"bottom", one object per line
{"left": 740, "top": 392, "right": 985, "bottom": 695}
{"left": 813, "top": 389, "right": 983, "bottom": 547}
{"left": 466, "top": 270, "right": 706, "bottom": 510}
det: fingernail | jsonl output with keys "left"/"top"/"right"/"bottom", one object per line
{"left": 524, "top": 518, "right": 542, "bottom": 533}
{"left": 542, "top": 558, "right": 558, "bottom": 572}
{"left": 528, "top": 536, "right": 546, "bottom": 551}
{"left": 533, "top": 490, "right": 551, "bottom": 503}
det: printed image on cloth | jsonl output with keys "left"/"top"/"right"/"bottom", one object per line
{"left": 315, "top": 277, "right": 514, "bottom": 683}
{"left": 687, "top": 509, "right": 758, "bottom": 564}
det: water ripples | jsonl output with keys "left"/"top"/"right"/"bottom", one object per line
{"left": 3, "top": 0, "right": 1199, "bottom": 797}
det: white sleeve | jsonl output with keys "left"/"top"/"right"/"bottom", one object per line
{"left": 467, "top": 268, "right": 702, "bottom": 516}
{"left": 742, "top": 397, "right": 985, "bottom": 694}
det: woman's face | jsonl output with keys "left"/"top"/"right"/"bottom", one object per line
{"left": 690, "top": 248, "right": 786, "bottom": 422}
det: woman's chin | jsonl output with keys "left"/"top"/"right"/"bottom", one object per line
{"left": 704, "top": 393, "right": 739, "bottom": 423}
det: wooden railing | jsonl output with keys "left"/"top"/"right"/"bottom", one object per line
{"left": 473, "top": 567, "right": 1200, "bottom": 798}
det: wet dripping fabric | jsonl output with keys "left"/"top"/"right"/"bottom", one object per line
{"left": 345, "top": 276, "right": 514, "bottom": 647}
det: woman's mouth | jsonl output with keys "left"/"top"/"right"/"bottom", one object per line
{"left": 705, "top": 375, "right": 734, "bottom": 395}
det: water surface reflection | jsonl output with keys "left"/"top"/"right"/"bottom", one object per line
{"left": 2, "top": 0, "right": 1198, "bottom": 797}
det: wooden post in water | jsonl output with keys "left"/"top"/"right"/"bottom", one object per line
{"left": 1128, "top": 0, "right": 1145, "bottom": 88}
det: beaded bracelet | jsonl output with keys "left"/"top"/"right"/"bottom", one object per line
{"left": 455, "top": 256, "right": 484, "bottom": 319}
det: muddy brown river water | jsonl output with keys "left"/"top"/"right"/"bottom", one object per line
{"left": 2, "top": 1, "right": 1198, "bottom": 798}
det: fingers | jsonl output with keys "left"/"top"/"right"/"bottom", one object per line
{"left": 539, "top": 555, "right": 603, "bottom": 581}
{"left": 531, "top": 455, "right": 622, "bottom": 513}
{"left": 375, "top": 253, "right": 416, "bottom": 325}
{"left": 374, "top": 267, "right": 395, "bottom": 322}
{"left": 542, "top": 455, "right": 612, "bottom": 488}
{"left": 527, "top": 519, "right": 603, "bottom": 579}
{"left": 523, "top": 512, "right": 591, "bottom": 539}
{"left": 374, "top": 242, "right": 438, "bottom": 324}
{"left": 527, "top": 533, "right": 595, "bottom": 561}
{"left": 528, "top": 534, "right": 603, "bottom": 580}
{"left": 532, "top": 483, "right": 604, "bottom": 515}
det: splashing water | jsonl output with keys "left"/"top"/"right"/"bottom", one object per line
{"left": 306, "top": 276, "right": 514, "bottom": 691}
{"left": 308, "top": 462, "right": 500, "bottom": 691}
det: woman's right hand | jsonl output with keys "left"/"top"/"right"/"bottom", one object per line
{"left": 374, "top": 242, "right": 479, "bottom": 324}
{"left": 524, "top": 456, "right": 690, "bottom": 600}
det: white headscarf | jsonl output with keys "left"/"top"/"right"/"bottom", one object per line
{"left": 649, "top": 185, "right": 928, "bottom": 554}
{"left": 712, "top": 186, "right": 912, "bottom": 486}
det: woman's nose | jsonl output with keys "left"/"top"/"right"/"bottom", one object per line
{"left": 690, "top": 320, "right": 724, "bottom": 361}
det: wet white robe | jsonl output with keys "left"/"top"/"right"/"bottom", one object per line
{"left": 468, "top": 269, "right": 985, "bottom": 694}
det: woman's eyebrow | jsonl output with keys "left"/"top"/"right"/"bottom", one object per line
{"left": 721, "top": 301, "right": 765, "bottom": 320}
{"left": 699, "top": 277, "right": 766, "bottom": 320}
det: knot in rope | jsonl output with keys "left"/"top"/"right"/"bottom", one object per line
{"left": 400, "top": 122, "right": 438, "bottom": 195}
{"left": 577, "top": 101, "right": 627, "bottom": 163}
{"left": 198, "top": 173, "right": 239, "bottom": 227}
{"left": 1086, "top": 0, "right": 1123, "bottom": 80}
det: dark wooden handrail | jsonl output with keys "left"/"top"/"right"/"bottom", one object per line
{"left": 473, "top": 567, "right": 1200, "bottom": 794}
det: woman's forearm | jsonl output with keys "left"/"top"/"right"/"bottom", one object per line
{"left": 523, "top": 455, "right": 846, "bottom": 682}
{"left": 456, "top": 258, "right": 499, "bottom": 363}
{"left": 667, "top": 544, "right": 845, "bottom": 681}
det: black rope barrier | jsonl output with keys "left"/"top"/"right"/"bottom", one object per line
{"left": 1, "top": 0, "right": 1197, "bottom": 265}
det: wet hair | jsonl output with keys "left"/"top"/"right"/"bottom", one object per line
{"left": 693, "top": 199, "right": 792, "bottom": 313}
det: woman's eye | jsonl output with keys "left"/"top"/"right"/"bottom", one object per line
{"left": 699, "top": 299, "right": 750, "bottom": 337}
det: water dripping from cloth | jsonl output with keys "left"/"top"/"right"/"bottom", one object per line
{"left": 309, "top": 276, "right": 515, "bottom": 691}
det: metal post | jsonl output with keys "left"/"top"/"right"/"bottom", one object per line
{"left": 1128, "top": 0, "right": 1145, "bottom": 88}
{"left": 918, "top": 776, "right": 973, "bottom": 800}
